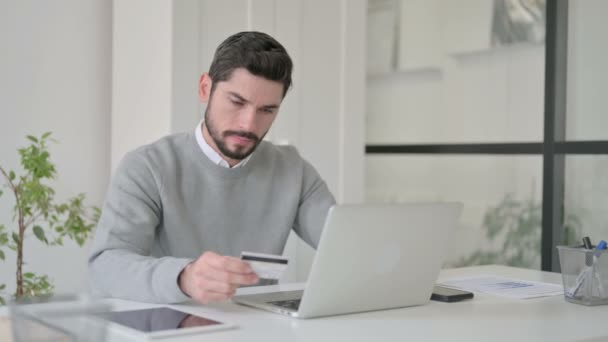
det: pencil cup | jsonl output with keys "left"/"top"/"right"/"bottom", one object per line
{"left": 557, "top": 245, "right": 608, "bottom": 306}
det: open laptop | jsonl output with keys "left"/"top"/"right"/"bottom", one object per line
{"left": 233, "top": 203, "right": 462, "bottom": 319}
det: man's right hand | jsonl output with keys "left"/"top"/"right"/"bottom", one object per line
{"left": 178, "top": 251, "right": 259, "bottom": 304}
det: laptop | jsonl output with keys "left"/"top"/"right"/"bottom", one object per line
{"left": 233, "top": 203, "right": 462, "bottom": 319}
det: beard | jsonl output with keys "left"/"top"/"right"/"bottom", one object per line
{"left": 204, "top": 105, "right": 264, "bottom": 161}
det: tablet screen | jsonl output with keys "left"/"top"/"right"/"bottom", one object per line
{"left": 99, "top": 307, "right": 222, "bottom": 333}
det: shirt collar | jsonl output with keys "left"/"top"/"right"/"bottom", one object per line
{"left": 194, "top": 120, "right": 252, "bottom": 168}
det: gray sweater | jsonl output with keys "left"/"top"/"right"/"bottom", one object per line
{"left": 88, "top": 132, "right": 335, "bottom": 303}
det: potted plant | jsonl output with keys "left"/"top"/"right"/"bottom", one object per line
{"left": 452, "top": 192, "right": 582, "bottom": 268}
{"left": 0, "top": 133, "right": 99, "bottom": 304}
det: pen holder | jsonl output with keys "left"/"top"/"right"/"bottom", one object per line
{"left": 557, "top": 245, "right": 608, "bottom": 306}
{"left": 9, "top": 294, "right": 111, "bottom": 342}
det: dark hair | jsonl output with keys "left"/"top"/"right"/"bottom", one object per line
{"left": 208, "top": 31, "right": 293, "bottom": 97}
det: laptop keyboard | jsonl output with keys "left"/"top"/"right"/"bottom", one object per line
{"left": 268, "top": 299, "right": 301, "bottom": 311}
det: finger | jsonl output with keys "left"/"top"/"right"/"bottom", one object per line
{"left": 205, "top": 255, "right": 255, "bottom": 274}
{"left": 195, "top": 290, "right": 233, "bottom": 304}
{"left": 199, "top": 278, "right": 236, "bottom": 296}
{"left": 204, "top": 268, "right": 259, "bottom": 286}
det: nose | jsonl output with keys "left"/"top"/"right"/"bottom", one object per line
{"left": 238, "top": 106, "right": 257, "bottom": 132}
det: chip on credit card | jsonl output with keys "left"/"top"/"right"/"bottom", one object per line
{"left": 240, "top": 251, "right": 288, "bottom": 280}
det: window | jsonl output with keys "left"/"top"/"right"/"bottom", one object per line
{"left": 365, "top": 0, "right": 608, "bottom": 271}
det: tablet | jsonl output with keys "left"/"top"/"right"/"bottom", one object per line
{"left": 99, "top": 307, "right": 235, "bottom": 339}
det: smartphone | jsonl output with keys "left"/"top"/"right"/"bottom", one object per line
{"left": 431, "top": 285, "right": 474, "bottom": 302}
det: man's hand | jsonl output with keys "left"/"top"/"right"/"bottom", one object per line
{"left": 179, "top": 251, "right": 259, "bottom": 304}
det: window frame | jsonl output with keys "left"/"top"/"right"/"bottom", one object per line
{"left": 365, "top": 0, "right": 608, "bottom": 272}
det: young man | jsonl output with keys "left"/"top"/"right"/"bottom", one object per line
{"left": 88, "top": 32, "right": 335, "bottom": 304}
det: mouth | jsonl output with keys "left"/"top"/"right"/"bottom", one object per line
{"left": 225, "top": 132, "right": 259, "bottom": 146}
{"left": 229, "top": 135, "right": 254, "bottom": 145}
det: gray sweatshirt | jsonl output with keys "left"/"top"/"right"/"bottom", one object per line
{"left": 88, "top": 132, "right": 335, "bottom": 303}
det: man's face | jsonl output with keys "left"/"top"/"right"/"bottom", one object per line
{"left": 199, "top": 68, "right": 283, "bottom": 166}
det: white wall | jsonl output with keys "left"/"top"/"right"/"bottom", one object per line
{"left": 0, "top": 0, "right": 362, "bottom": 298}
{"left": 111, "top": 0, "right": 173, "bottom": 171}
{"left": 0, "top": 1, "right": 112, "bottom": 295}
{"left": 111, "top": 0, "right": 204, "bottom": 170}
{"left": 195, "top": 0, "right": 365, "bottom": 204}
{"left": 2, "top": 0, "right": 603, "bottom": 296}
{"left": 112, "top": 0, "right": 366, "bottom": 281}
{"left": 199, "top": 0, "right": 366, "bottom": 282}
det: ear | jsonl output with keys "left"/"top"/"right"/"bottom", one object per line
{"left": 198, "top": 73, "right": 213, "bottom": 103}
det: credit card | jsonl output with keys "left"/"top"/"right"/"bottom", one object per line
{"left": 240, "top": 251, "right": 288, "bottom": 280}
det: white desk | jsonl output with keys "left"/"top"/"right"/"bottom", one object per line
{"left": 3, "top": 265, "right": 608, "bottom": 341}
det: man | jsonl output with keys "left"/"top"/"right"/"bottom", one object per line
{"left": 88, "top": 31, "right": 335, "bottom": 304}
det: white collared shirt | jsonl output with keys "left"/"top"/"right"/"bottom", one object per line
{"left": 194, "top": 120, "right": 252, "bottom": 168}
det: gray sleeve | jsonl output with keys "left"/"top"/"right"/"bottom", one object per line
{"left": 88, "top": 151, "right": 192, "bottom": 304}
{"left": 292, "top": 160, "right": 336, "bottom": 249}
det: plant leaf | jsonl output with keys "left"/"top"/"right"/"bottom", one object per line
{"left": 9, "top": 171, "right": 16, "bottom": 181}
{"left": 0, "top": 231, "right": 7, "bottom": 246}
{"left": 0, "top": 284, "right": 5, "bottom": 290}
{"left": 12, "top": 232, "right": 19, "bottom": 245}
{"left": 0, "top": 296, "right": 5, "bottom": 306}
{"left": 24, "top": 272, "right": 35, "bottom": 279}
{"left": 27, "top": 135, "right": 38, "bottom": 143}
{"left": 0, "top": 250, "right": 4, "bottom": 260}
{"left": 42, "top": 132, "right": 52, "bottom": 140}
{"left": 33, "top": 226, "right": 48, "bottom": 244}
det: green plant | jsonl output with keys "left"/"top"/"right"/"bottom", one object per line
{"left": 452, "top": 193, "right": 582, "bottom": 269}
{"left": 0, "top": 133, "right": 100, "bottom": 304}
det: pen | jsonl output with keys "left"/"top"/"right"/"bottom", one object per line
{"left": 592, "top": 240, "right": 607, "bottom": 298}
{"left": 582, "top": 236, "right": 593, "bottom": 250}
{"left": 593, "top": 240, "right": 607, "bottom": 257}
{"left": 583, "top": 237, "right": 593, "bottom": 266}
{"left": 567, "top": 271, "right": 586, "bottom": 298}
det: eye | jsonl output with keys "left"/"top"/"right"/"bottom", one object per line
{"left": 261, "top": 108, "right": 275, "bottom": 114}
{"left": 230, "top": 99, "right": 244, "bottom": 106}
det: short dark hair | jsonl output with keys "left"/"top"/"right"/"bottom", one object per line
{"left": 208, "top": 31, "right": 293, "bottom": 97}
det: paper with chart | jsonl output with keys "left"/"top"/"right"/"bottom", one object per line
{"left": 439, "top": 275, "right": 563, "bottom": 299}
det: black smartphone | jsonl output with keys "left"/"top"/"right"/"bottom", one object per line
{"left": 431, "top": 285, "right": 474, "bottom": 302}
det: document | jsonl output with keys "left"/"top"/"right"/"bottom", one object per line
{"left": 439, "top": 275, "right": 563, "bottom": 299}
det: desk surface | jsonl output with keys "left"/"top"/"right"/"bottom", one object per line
{"left": 4, "top": 265, "right": 608, "bottom": 342}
